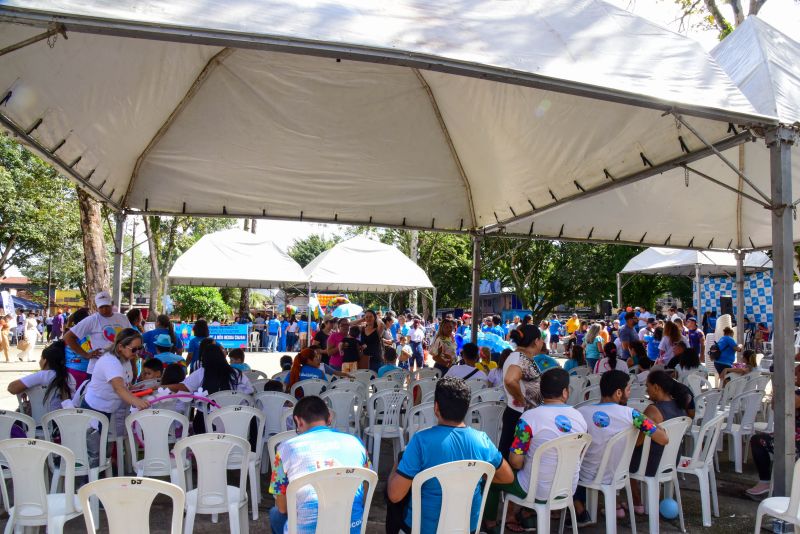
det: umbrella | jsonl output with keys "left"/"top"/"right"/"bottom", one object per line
{"left": 331, "top": 303, "right": 363, "bottom": 318}
{"left": 475, "top": 332, "right": 511, "bottom": 353}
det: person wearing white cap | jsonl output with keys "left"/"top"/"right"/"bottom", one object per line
{"left": 63, "top": 290, "right": 132, "bottom": 377}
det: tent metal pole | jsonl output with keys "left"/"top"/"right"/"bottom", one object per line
{"left": 616, "top": 273, "right": 622, "bottom": 309}
{"left": 111, "top": 213, "right": 125, "bottom": 312}
{"left": 768, "top": 125, "right": 796, "bottom": 497}
{"left": 307, "top": 283, "right": 312, "bottom": 347}
{"left": 432, "top": 287, "right": 437, "bottom": 320}
{"left": 694, "top": 264, "right": 702, "bottom": 318}
{"left": 471, "top": 235, "right": 482, "bottom": 344}
{"left": 735, "top": 251, "right": 745, "bottom": 343}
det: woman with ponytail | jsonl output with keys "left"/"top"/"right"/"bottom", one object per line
{"left": 286, "top": 348, "right": 326, "bottom": 391}
{"left": 629, "top": 369, "right": 692, "bottom": 513}
{"left": 8, "top": 339, "right": 76, "bottom": 411}
{"left": 593, "top": 342, "right": 629, "bottom": 374}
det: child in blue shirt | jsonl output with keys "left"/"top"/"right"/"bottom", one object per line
{"left": 378, "top": 347, "right": 403, "bottom": 378}
{"left": 228, "top": 348, "right": 252, "bottom": 373}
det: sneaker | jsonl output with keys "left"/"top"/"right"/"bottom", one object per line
{"left": 746, "top": 481, "right": 771, "bottom": 496}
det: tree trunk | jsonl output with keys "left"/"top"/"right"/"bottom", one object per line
{"left": 77, "top": 189, "right": 110, "bottom": 312}
{"left": 144, "top": 216, "right": 161, "bottom": 317}
{"left": 409, "top": 230, "right": 419, "bottom": 313}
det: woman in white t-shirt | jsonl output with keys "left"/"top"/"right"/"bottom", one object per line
{"left": 8, "top": 339, "right": 76, "bottom": 412}
{"left": 83, "top": 328, "right": 150, "bottom": 416}
{"left": 593, "top": 342, "right": 630, "bottom": 374}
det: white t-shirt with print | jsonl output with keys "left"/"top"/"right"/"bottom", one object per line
{"left": 84, "top": 353, "right": 132, "bottom": 413}
{"left": 20, "top": 370, "right": 77, "bottom": 412}
{"left": 444, "top": 364, "right": 486, "bottom": 380}
{"left": 69, "top": 312, "right": 132, "bottom": 374}
{"left": 502, "top": 352, "right": 526, "bottom": 412}
{"left": 577, "top": 403, "right": 658, "bottom": 484}
{"left": 182, "top": 368, "right": 254, "bottom": 395}
{"left": 510, "top": 404, "right": 587, "bottom": 500}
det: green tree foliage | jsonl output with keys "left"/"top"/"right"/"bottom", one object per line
{"left": 288, "top": 234, "right": 341, "bottom": 267}
{"left": 673, "top": 0, "right": 771, "bottom": 39}
{"left": 0, "top": 133, "right": 80, "bottom": 277}
{"left": 170, "top": 286, "right": 231, "bottom": 321}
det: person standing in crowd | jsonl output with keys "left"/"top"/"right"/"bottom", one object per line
{"left": 430, "top": 318, "right": 457, "bottom": 376}
{"left": 617, "top": 311, "right": 638, "bottom": 363}
{"left": 0, "top": 314, "right": 11, "bottom": 362}
{"left": 548, "top": 314, "right": 561, "bottom": 353}
{"left": 311, "top": 317, "right": 333, "bottom": 362}
{"left": 51, "top": 308, "right": 64, "bottom": 341}
{"left": 658, "top": 320, "right": 684, "bottom": 366}
{"left": 269, "top": 396, "right": 372, "bottom": 534}
{"left": 19, "top": 311, "right": 39, "bottom": 362}
{"left": 565, "top": 313, "right": 581, "bottom": 336}
{"left": 636, "top": 306, "right": 652, "bottom": 330}
{"left": 15, "top": 309, "right": 24, "bottom": 342}
{"left": 186, "top": 319, "right": 210, "bottom": 372}
{"left": 297, "top": 314, "right": 309, "bottom": 350}
{"left": 126, "top": 308, "right": 144, "bottom": 333}
{"left": 638, "top": 317, "right": 655, "bottom": 342}
{"left": 45, "top": 313, "right": 53, "bottom": 341}
{"left": 63, "top": 291, "right": 132, "bottom": 377}
{"left": 326, "top": 318, "right": 348, "bottom": 370}
{"left": 286, "top": 316, "right": 299, "bottom": 351}
{"left": 713, "top": 326, "right": 741, "bottom": 374}
{"left": 361, "top": 310, "right": 385, "bottom": 373}
{"left": 388, "top": 377, "right": 513, "bottom": 534}
{"left": 253, "top": 312, "right": 266, "bottom": 350}
{"left": 267, "top": 313, "right": 282, "bottom": 353}
{"left": 408, "top": 317, "right": 426, "bottom": 371}
{"left": 583, "top": 323, "right": 605, "bottom": 371}
{"left": 142, "top": 314, "right": 183, "bottom": 357}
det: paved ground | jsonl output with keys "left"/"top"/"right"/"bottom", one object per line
{"left": 0, "top": 344, "right": 778, "bottom": 532}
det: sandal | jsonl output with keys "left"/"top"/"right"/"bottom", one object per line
{"left": 504, "top": 521, "right": 525, "bottom": 533}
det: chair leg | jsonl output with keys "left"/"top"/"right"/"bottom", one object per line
{"left": 602, "top": 487, "right": 617, "bottom": 534}
{"left": 372, "top": 433, "right": 382, "bottom": 477}
{"left": 587, "top": 488, "right": 598, "bottom": 523}
{"left": 499, "top": 496, "right": 510, "bottom": 534}
{"left": 568, "top": 504, "right": 579, "bottom": 534}
{"left": 753, "top": 509, "right": 763, "bottom": 534}
{"left": 239, "top": 503, "right": 249, "bottom": 534}
{"left": 47, "top": 515, "right": 67, "bottom": 534}
{"left": 672, "top": 474, "right": 686, "bottom": 533}
{"left": 695, "top": 469, "right": 712, "bottom": 527}
{"left": 734, "top": 433, "right": 744, "bottom": 473}
{"left": 625, "top": 480, "right": 637, "bottom": 534}
{"left": 538, "top": 506, "right": 551, "bottom": 534}
{"left": 3, "top": 512, "right": 13, "bottom": 534}
{"left": 249, "top": 464, "right": 259, "bottom": 520}
{"left": 647, "top": 480, "right": 660, "bottom": 534}
{"left": 709, "top": 467, "right": 720, "bottom": 517}
{"left": 229, "top": 504, "right": 240, "bottom": 534}
{"left": 183, "top": 506, "right": 195, "bottom": 534}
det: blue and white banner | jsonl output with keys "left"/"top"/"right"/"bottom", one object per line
{"left": 694, "top": 271, "right": 773, "bottom": 328}
{"left": 175, "top": 322, "right": 250, "bottom": 350}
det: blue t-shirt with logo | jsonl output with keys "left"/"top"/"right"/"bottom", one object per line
{"left": 65, "top": 346, "right": 90, "bottom": 373}
{"left": 716, "top": 335, "right": 738, "bottom": 366}
{"left": 297, "top": 320, "right": 309, "bottom": 335}
{"left": 142, "top": 328, "right": 184, "bottom": 356}
{"left": 397, "top": 425, "right": 502, "bottom": 533}
{"left": 549, "top": 320, "right": 561, "bottom": 336}
{"left": 268, "top": 318, "right": 281, "bottom": 335}
{"left": 154, "top": 352, "right": 186, "bottom": 366}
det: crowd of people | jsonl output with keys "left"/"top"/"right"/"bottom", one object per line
{"left": 4, "top": 291, "right": 783, "bottom": 533}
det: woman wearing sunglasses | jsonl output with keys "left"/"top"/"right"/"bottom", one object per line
{"left": 82, "top": 327, "right": 150, "bottom": 417}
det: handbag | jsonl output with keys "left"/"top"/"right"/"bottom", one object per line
{"left": 17, "top": 338, "right": 29, "bottom": 352}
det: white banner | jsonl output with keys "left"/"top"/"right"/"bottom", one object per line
{"left": 0, "top": 291, "right": 14, "bottom": 316}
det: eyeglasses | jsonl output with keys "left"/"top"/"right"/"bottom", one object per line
{"left": 128, "top": 346, "right": 143, "bottom": 353}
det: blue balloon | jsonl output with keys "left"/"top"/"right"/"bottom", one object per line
{"left": 659, "top": 499, "right": 679, "bottom": 520}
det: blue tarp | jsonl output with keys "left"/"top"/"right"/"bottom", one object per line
{"left": 12, "top": 295, "right": 43, "bottom": 310}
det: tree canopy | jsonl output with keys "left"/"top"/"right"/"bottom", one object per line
{"left": 170, "top": 286, "right": 231, "bottom": 321}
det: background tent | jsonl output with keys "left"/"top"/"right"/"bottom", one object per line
{"left": 304, "top": 236, "right": 434, "bottom": 293}
{"left": 168, "top": 229, "right": 308, "bottom": 289}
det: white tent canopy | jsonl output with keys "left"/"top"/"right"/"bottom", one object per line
{"left": 304, "top": 236, "right": 433, "bottom": 292}
{"left": 621, "top": 247, "right": 772, "bottom": 277}
{"left": 168, "top": 229, "right": 308, "bottom": 289}
{"left": 0, "top": 0, "right": 773, "bottom": 243}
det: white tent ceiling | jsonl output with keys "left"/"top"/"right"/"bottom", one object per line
{"left": 168, "top": 229, "right": 308, "bottom": 288}
{"left": 620, "top": 247, "right": 773, "bottom": 277}
{"left": 304, "top": 236, "right": 433, "bottom": 292}
{"left": 0, "top": 0, "right": 775, "bottom": 243}
{"left": 503, "top": 16, "right": 800, "bottom": 250}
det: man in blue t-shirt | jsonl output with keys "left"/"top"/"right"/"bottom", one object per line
{"left": 548, "top": 314, "right": 562, "bottom": 352}
{"left": 387, "top": 377, "right": 513, "bottom": 533}
{"left": 266, "top": 313, "right": 282, "bottom": 353}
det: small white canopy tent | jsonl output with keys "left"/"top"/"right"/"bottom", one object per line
{"left": 618, "top": 247, "right": 773, "bottom": 320}
{"left": 168, "top": 229, "right": 308, "bottom": 289}
{"left": 304, "top": 236, "right": 434, "bottom": 312}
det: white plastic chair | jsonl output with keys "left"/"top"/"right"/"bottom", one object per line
{"left": 754, "top": 457, "right": 800, "bottom": 534}
{"left": 125, "top": 409, "right": 192, "bottom": 489}
{"left": 421, "top": 390, "right": 436, "bottom": 404}
{"left": 255, "top": 391, "right": 297, "bottom": 438}
{"left": 207, "top": 405, "right": 266, "bottom": 520}
{"left": 350, "top": 369, "right": 377, "bottom": 391}
{"left": 384, "top": 369, "right": 409, "bottom": 382}
{"left": 410, "top": 460, "right": 496, "bottom": 533}
{"left": 471, "top": 387, "right": 505, "bottom": 405}
{"left": 412, "top": 368, "right": 441, "bottom": 380}
{"left": 272, "top": 370, "right": 290, "bottom": 382}
{"left": 78, "top": 476, "right": 185, "bottom": 534}
{"left": 250, "top": 379, "right": 269, "bottom": 392}
{"left": 17, "top": 384, "right": 56, "bottom": 430}
{"left": 321, "top": 389, "right": 363, "bottom": 435}
{"left": 364, "top": 389, "right": 408, "bottom": 476}
{"left": 572, "top": 366, "right": 590, "bottom": 378}
{"left": 173, "top": 433, "right": 250, "bottom": 534}
{"left": 630, "top": 416, "right": 692, "bottom": 534}
{"left": 0, "top": 410, "right": 36, "bottom": 511}
{"left": 405, "top": 401, "right": 436, "bottom": 442}
{"left": 579, "top": 426, "right": 639, "bottom": 534}
{"left": 467, "top": 401, "right": 505, "bottom": 446}
{"left": 685, "top": 374, "right": 712, "bottom": 397}
{"left": 582, "top": 384, "right": 601, "bottom": 402}
{"left": 627, "top": 399, "right": 651, "bottom": 414}
{"left": 245, "top": 370, "right": 268, "bottom": 381}
{"left": 290, "top": 378, "right": 328, "bottom": 398}
{"left": 0, "top": 438, "right": 82, "bottom": 533}
{"left": 286, "top": 467, "right": 378, "bottom": 534}
{"left": 567, "top": 376, "right": 586, "bottom": 406}
{"left": 208, "top": 390, "right": 254, "bottom": 408}
{"left": 267, "top": 431, "right": 296, "bottom": 475}
{"left": 371, "top": 377, "right": 405, "bottom": 394}
{"left": 585, "top": 374, "right": 602, "bottom": 387}
{"left": 677, "top": 412, "right": 726, "bottom": 527}
{"left": 408, "top": 376, "right": 437, "bottom": 404}
{"left": 723, "top": 390, "right": 763, "bottom": 473}
{"left": 330, "top": 378, "right": 369, "bottom": 402}
{"left": 500, "top": 433, "right": 592, "bottom": 534}
{"left": 470, "top": 375, "right": 489, "bottom": 390}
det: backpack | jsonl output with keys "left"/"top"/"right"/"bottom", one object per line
{"left": 708, "top": 342, "right": 721, "bottom": 361}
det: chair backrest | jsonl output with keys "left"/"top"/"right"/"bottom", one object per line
{"left": 413, "top": 368, "right": 441, "bottom": 380}
{"left": 635, "top": 416, "right": 692, "bottom": 478}
{"left": 320, "top": 390, "right": 362, "bottom": 435}
{"left": 0, "top": 409, "right": 35, "bottom": 438}
{"left": 468, "top": 401, "right": 505, "bottom": 445}
{"left": 17, "top": 384, "right": 54, "bottom": 425}
{"left": 627, "top": 399, "right": 651, "bottom": 413}
{"left": 693, "top": 389, "right": 723, "bottom": 427}
{"left": 783, "top": 457, "right": 800, "bottom": 522}
{"left": 586, "top": 374, "right": 602, "bottom": 387}
{"left": 527, "top": 433, "right": 592, "bottom": 503}
{"left": 371, "top": 378, "right": 404, "bottom": 395}
{"left": 368, "top": 389, "right": 408, "bottom": 429}
{"left": 405, "top": 402, "right": 436, "bottom": 441}
{"left": 126, "top": 409, "right": 190, "bottom": 475}
{"left": 470, "top": 376, "right": 489, "bottom": 390}
{"left": 250, "top": 379, "right": 269, "bottom": 392}
{"left": 78, "top": 476, "right": 185, "bottom": 534}
{"left": 572, "top": 366, "right": 590, "bottom": 378}
{"left": 255, "top": 391, "right": 297, "bottom": 436}
{"left": 245, "top": 370, "right": 268, "bottom": 381}
{"left": 286, "top": 467, "right": 378, "bottom": 534}
{"left": 725, "top": 390, "right": 763, "bottom": 433}
{"left": 350, "top": 369, "right": 377, "bottom": 390}
{"left": 410, "top": 460, "right": 496, "bottom": 534}
{"left": 743, "top": 374, "right": 770, "bottom": 393}
{"left": 721, "top": 375, "right": 747, "bottom": 406}
{"left": 41, "top": 408, "right": 109, "bottom": 471}
{"left": 0, "top": 439, "right": 77, "bottom": 522}
{"left": 330, "top": 378, "right": 369, "bottom": 399}
{"left": 686, "top": 412, "right": 726, "bottom": 468}
{"left": 567, "top": 377, "right": 586, "bottom": 405}
{"left": 290, "top": 378, "right": 328, "bottom": 398}
{"left": 172, "top": 434, "right": 249, "bottom": 511}
{"left": 471, "top": 387, "right": 505, "bottom": 405}
{"left": 207, "top": 405, "right": 266, "bottom": 462}
{"left": 421, "top": 390, "right": 436, "bottom": 404}
{"left": 383, "top": 369, "right": 408, "bottom": 383}
{"left": 207, "top": 390, "right": 253, "bottom": 408}
{"left": 267, "top": 431, "right": 297, "bottom": 473}
{"left": 272, "top": 370, "right": 290, "bottom": 382}
{"left": 629, "top": 384, "right": 647, "bottom": 399}
{"left": 586, "top": 426, "right": 640, "bottom": 486}
{"left": 583, "top": 384, "right": 601, "bottom": 401}
{"left": 408, "top": 377, "right": 437, "bottom": 403}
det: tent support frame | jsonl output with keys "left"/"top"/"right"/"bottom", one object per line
{"left": 470, "top": 234, "right": 481, "bottom": 344}
{"left": 768, "top": 125, "right": 796, "bottom": 497}
{"left": 694, "top": 264, "right": 702, "bottom": 317}
{"left": 0, "top": 22, "right": 66, "bottom": 57}
{"left": 681, "top": 163, "right": 770, "bottom": 208}
{"left": 111, "top": 213, "right": 125, "bottom": 312}
{"left": 735, "top": 251, "right": 745, "bottom": 342}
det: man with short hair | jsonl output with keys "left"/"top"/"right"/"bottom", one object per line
{"left": 266, "top": 313, "right": 282, "bottom": 353}
{"left": 63, "top": 290, "right": 131, "bottom": 381}
{"left": 638, "top": 317, "right": 656, "bottom": 342}
{"left": 269, "top": 396, "right": 372, "bottom": 534}
{"left": 686, "top": 317, "right": 705, "bottom": 358}
{"left": 566, "top": 313, "right": 581, "bottom": 335}
{"left": 637, "top": 306, "right": 652, "bottom": 330}
{"left": 549, "top": 314, "right": 562, "bottom": 353}
{"left": 483, "top": 368, "right": 587, "bottom": 532}
{"left": 572, "top": 370, "right": 668, "bottom": 525}
{"left": 444, "top": 342, "right": 486, "bottom": 381}
{"left": 617, "top": 311, "right": 639, "bottom": 363}
{"left": 387, "top": 377, "right": 513, "bottom": 533}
